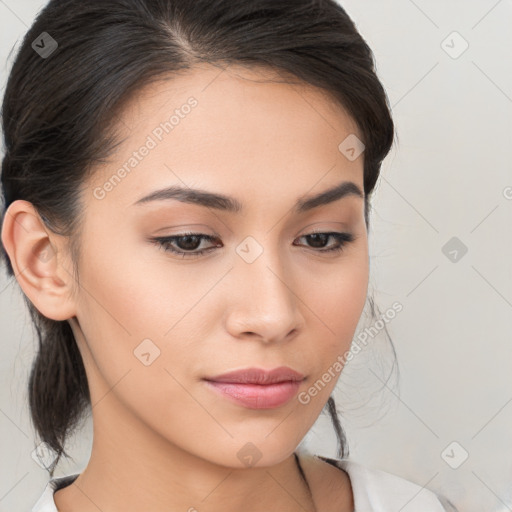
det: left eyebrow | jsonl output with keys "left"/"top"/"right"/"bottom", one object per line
{"left": 132, "top": 180, "right": 364, "bottom": 214}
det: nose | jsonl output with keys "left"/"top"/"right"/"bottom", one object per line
{"left": 224, "top": 244, "right": 305, "bottom": 344}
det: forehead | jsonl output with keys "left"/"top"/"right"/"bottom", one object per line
{"left": 85, "top": 63, "right": 364, "bottom": 210}
{"left": 119, "top": 63, "right": 359, "bottom": 130}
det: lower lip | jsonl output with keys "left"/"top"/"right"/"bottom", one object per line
{"left": 204, "top": 380, "right": 302, "bottom": 409}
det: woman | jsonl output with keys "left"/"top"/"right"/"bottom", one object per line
{"left": 1, "top": 0, "right": 452, "bottom": 510}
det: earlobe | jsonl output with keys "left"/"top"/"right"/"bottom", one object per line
{"left": 1, "top": 199, "right": 77, "bottom": 321}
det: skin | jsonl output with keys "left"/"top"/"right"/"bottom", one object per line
{"left": 2, "top": 63, "right": 369, "bottom": 512}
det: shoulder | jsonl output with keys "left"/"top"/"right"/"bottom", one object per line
{"left": 314, "top": 454, "right": 447, "bottom": 511}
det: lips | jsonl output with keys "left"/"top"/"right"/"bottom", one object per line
{"left": 203, "top": 366, "right": 306, "bottom": 409}
{"left": 204, "top": 366, "right": 305, "bottom": 385}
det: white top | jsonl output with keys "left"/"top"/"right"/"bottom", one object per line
{"left": 31, "top": 457, "right": 447, "bottom": 511}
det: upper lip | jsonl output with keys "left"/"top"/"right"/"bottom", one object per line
{"left": 204, "top": 366, "right": 305, "bottom": 385}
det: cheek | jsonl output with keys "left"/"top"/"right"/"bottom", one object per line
{"left": 74, "top": 253, "right": 201, "bottom": 428}
{"left": 78, "top": 236, "right": 198, "bottom": 336}
{"left": 302, "top": 251, "right": 369, "bottom": 394}
{"left": 293, "top": 258, "right": 368, "bottom": 414}
{"left": 309, "top": 254, "right": 369, "bottom": 339}
{"left": 74, "top": 236, "right": 218, "bottom": 403}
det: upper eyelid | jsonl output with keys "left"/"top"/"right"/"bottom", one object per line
{"left": 154, "top": 229, "right": 348, "bottom": 240}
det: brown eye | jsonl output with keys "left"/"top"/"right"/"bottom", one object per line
{"left": 295, "top": 232, "right": 354, "bottom": 254}
{"left": 151, "top": 233, "right": 219, "bottom": 258}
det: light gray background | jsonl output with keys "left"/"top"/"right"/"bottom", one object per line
{"left": 1, "top": 1, "right": 511, "bottom": 511}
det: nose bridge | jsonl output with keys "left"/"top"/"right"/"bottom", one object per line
{"left": 228, "top": 233, "right": 302, "bottom": 339}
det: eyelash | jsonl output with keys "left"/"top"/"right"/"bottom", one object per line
{"left": 150, "top": 231, "right": 355, "bottom": 259}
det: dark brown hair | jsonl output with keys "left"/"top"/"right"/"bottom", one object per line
{"left": 0, "top": 0, "right": 395, "bottom": 477}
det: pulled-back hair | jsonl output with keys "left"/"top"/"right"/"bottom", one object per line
{"left": 0, "top": 0, "right": 395, "bottom": 476}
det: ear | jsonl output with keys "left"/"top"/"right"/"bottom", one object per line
{"left": 1, "top": 200, "right": 78, "bottom": 321}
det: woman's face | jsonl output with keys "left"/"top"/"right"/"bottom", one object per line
{"left": 69, "top": 63, "right": 369, "bottom": 467}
